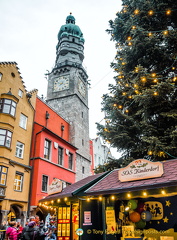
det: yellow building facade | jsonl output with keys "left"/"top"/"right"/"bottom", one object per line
{"left": 0, "top": 62, "right": 37, "bottom": 225}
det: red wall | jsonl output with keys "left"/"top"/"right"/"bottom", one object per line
{"left": 30, "top": 97, "right": 77, "bottom": 206}
{"left": 34, "top": 98, "right": 69, "bottom": 141}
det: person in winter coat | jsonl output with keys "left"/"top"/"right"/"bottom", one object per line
{"left": 23, "top": 221, "right": 38, "bottom": 240}
{"left": 6, "top": 222, "right": 19, "bottom": 240}
{"left": 0, "top": 221, "right": 8, "bottom": 240}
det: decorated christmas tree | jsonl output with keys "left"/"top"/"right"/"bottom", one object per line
{"left": 96, "top": 0, "right": 177, "bottom": 165}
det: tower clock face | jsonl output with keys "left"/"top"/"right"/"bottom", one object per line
{"left": 78, "top": 78, "right": 86, "bottom": 97}
{"left": 53, "top": 75, "right": 69, "bottom": 92}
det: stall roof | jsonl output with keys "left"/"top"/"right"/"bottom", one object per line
{"left": 84, "top": 159, "right": 177, "bottom": 196}
{"left": 39, "top": 171, "right": 109, "bottom": 202}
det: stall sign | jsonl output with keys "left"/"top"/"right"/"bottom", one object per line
{"left": 48, "top": 178, "right": 62, "bottom": 195}
{"left": 83, "top": 211, "right": 92, "bottom": 225}
{"left": 106, "top": 207, "right": 116, "bottom": 233}
{"left": 119, "top": 159, "right": 163, "bottom": 182}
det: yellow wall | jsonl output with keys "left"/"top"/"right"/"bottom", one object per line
{"left": 0, "top": 62, "right": 37, "bottom": 215}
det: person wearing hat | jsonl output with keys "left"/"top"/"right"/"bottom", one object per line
{"left": 23, "top": 221, "right": 39, "bottom": 240}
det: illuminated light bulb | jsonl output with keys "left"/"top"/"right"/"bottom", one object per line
{"left": 113, "top": 104, "right": 117, "bottom": 107}
{"left": 172, "top": 67, "right": 175, "bottom": 70}
{"left": 163, "top": 30, "right": 168, "bottom": 35}
{"left": 118, "top": 105, "right": 123, "bottom": 109}
{"left": 127, "top": 193, "right": 131, "bottom": 198}
{"left": 135, "top": 90, "right": 139, "bottom": 94}
{"left": 134, "top": 84, "right": 138, "bottom": 88}
{"left": 143, "top": 192, "right": 147, "bottom": 196}
{"left": 39, "top": 203, "right": 41, "bottom": 206}
{"left": 151, "top": 73, "right": 156, "bottom": 77}
{"left": 153, "top": 92, "right": 158, "bottom": 96}
{"left": 148, "top": 151, "right": 153, "bottom": 155}
{"left": 45, "top": 202, "right": 48, "bottom": 205}
{"left": 125, "top": 109, "right": 129, "bottom": 113}
{"left": 148, "top": 10, "right": 154, "bottom": 15}
{"left": 111, "top": 196, "right": 115, "bottom": 200}
{"left": 125, "top": 206, "right": 130, "bottom": 211}
{"left": 134, "top": 9, "right": 139, "bottom": 14}
{"left": 99, "top": 196, "right": 102, "bottom": 201}
{"left": 128, "top": 96, "right": 132, "bottom": 99}
{"left": 166, "top": 9, "right": 171, "bottom": 15}
{"left": 141, "top": 76, "right": 146, "bottom": 82}
{"left": 46, "top": 206, "right": 48, "bottom": 209}
{"left": 161, "top": 190, "right": 166, "bottom": 195}
{"left": 132, "top": 25, "right": 136, "bottom": 30}
{"left": 51, "top": 200, "right": 54, "bottom": 204}
{"left": 64, "top": 197, "right": 67, "bottom": 201}
{"left": 57, "top": 199, "right": 60, "bottom": 203}
{"left": 153, "top": 78, "right": 158, "bottom": 83}
{"left": 148, "top": 32, "right": 153, "bottom": 37}
{"left": 128, "top": 42, "right": 132, "bottom": 46}
{"left": 122, "top": 92, "right": 126, "bottom": 96}
{"left": 125, "top": 83, "right": 129, "bottom": 87}
{"left": 141, "top": 77, "right": 146, "bottom": 82}
{"left": 120, "top": 58, "right": 123, "bottom": 60}
{"left": 122, "top": 62, "right": 126, "bottom": 65}
{"left": 173, "top": 77, "right": 177, "bottom": 81}
{"left": 127, "top": 36, "right": 132, "bottom": 41}
{"left": 87, "top": 198, "right": 90, "bottom": 202}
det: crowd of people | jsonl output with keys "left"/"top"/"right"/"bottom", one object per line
{"left": 0, "top": 216, "right": 56, "bottom": 240}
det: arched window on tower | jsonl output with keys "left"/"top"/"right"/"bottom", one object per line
{"left": 72, "top": 38, "right": 75, "bottom": 43}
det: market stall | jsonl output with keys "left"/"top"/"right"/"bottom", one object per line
{"left": 39, "top": 159, "right": 177, "bottom": 240}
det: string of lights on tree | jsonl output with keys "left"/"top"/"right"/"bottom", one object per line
{"left": 99, "top": 3, "right": 177, "bottom": 159}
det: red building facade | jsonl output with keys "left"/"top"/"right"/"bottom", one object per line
{"left": 30, "top": 97, "right": 77, "bottom": 216}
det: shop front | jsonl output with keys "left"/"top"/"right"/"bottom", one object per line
{"left": 39, "top": 159, "right": 177, "bottom": 240}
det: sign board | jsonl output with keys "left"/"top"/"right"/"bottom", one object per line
{"left": 119, "top": 159, "right": 163, "bottom": 182}
{"left": 48, "top": 178, "right": 62, "bottom": 195}
{"left": 106, "top": 208, "right": 116, "bottom": 233}
{"left": 83, "top": 211, "right": 92, "bottom": 225}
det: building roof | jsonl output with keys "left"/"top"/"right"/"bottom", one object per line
{"left": 39, "top": 171, "right": 109, "bottom": 202}
{"left": 58, "top": 14, "right": 84, "bottom": 41}
{"left": 84, "top": 159, "right": 177, "bottom": 196}
{"left": 39, "top": 159, "right": 177, "bottom": 203}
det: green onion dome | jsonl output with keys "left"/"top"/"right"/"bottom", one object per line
{"left": 58, "top": 14, "right": 85, "bottom": 42}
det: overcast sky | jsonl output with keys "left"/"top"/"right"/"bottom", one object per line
{"left": 0, "top": 0, "right": 122, "bottom": 157}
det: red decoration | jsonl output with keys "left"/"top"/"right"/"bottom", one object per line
{"left": 136, "top": 202, "right": 145, "bottom": 213}
{"left": 129, "top": 211, "right": 141, "bottom": 223}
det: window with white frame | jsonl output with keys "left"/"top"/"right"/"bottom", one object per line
{"left": 0, "top": 166, "right": 8, "bottom": 185}
{"left": 42, "top": 175, "right": 48, "bottom": 192}
{"left": 19, "top": 113, "right": 27, "bottom": 129}
{"left": 18, "top": 89, "right": 23, "bottom": 98}
{"left": 0, "top": 129, "right": 12, "bottom": 148}
{"left": 68, "top": 152, "right": 73, "bottom": 170}
{"left": 58, "top": 146, "right": 63, "bottom": 165}
{"left": 44, "top": 139, "right": 51, "bottom": 160}
{"left": 15, "top": 141, "right": 24, "bottom": 158}
{"left": 14, "top": 172, "right": 23, "bottom": 191}
{"left": 0, "top": 98, "right": 17, "bottom": 117}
